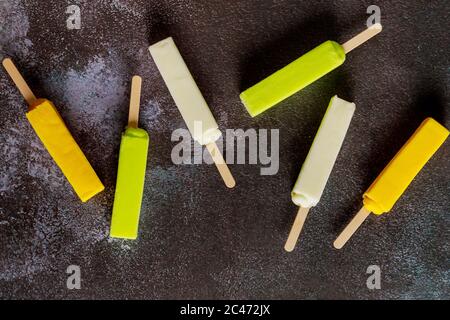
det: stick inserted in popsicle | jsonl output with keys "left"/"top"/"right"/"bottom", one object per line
{"left": 110, "top": 76, "right": 149, "bottom": 240}
{"left": 240, "top": 23, "right": 382, "bottom": 117}
{"left": 149, "top": 37, "right": 235, "bottom": 188}
{"left": 285, "top": 206, "right": 310, "bottom": 252}
{"left": 334, "top": 118, "right": 449, "bottom": 249}
{"left": 2, "top": 58, "right": 104, "bottom": 202}
{"left": 285, "top": 96, "right": 355, "bottom": 252}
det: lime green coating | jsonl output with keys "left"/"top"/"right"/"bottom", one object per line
{"left": 110, "top": 127, "right": 149, "bottom": 240}
{"left": 240, "top": 41, "right": 346, "bottom": 117}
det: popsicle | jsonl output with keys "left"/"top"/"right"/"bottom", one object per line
{"left": 240, "top": 23, "right": 382, "bottom": 117}
{"left": 285, "top": 96, "right": 355, "bottom": 252}
{"left": 334, "top": 118, "right": 449, "bottom": 249}
{"left": 149, "top": 37, "right": 235, "bottom": 188}
{"left": 110, "top": 76, "right": 149, "bottom": 240}
{"left": 2, "top": 58, "right": 104, "bottom": 202}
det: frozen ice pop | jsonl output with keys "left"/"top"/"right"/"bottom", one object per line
{"left": 149, "top": 37, "right": 235, "bottom": 188}
{"left": 240, "top": 23, "right": 382, "bottom": 117}
{"left": 110, "top": 76, "right": 149, "bottom": 240}
{"left": 334, "top": 118, "right": 449, "bottom": 249}
{"left": 285, "top": 96, "right": 355, "bottom": 252}
{"left": 2, "top": 58, "right": 104, "bottom": 202}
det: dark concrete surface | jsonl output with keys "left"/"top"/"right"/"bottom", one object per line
{"left": 0, "top": 0, "right": 449, "bottom": 299}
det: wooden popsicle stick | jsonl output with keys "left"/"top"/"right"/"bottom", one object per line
{"left": 2, "top": 58, "right": 37, "bottom": 106}
{"left": 206, "top": 142, "right": 236, "bottom": 188}
{"left": 128, "top": 75, "right": 142, "bottom": 128}
{"left": 284, "top": 206, "right": 310, "bottom": 252}
{"left": 341, "top": 23, "right": 383, "bottom": 54}
{"left": 333, "top": 206, "right": 371, "bottom": 249}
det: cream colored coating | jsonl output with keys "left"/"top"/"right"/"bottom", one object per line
{"left": 149, "top": 37, "right": 221, "bottom": 145}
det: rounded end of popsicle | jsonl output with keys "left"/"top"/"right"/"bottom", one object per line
{"left": 239, "top": 91, "right": 259, "bottom": 118}
{"left": 328, "top": 40, "right": 347, "bottom": 62}
{"left": 362, "top": 194, "right": 386, "bottom": 216}
{"left": 26, "top": 98, "right": 51, "bottom": 113}
{"left": 291, "top": 191, "right": 316, "bottom": 208}
{"left": 124, "top": 127, "right": 149, "bottom": 139}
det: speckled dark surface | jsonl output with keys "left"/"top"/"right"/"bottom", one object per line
{"left": 0, "top": 0, "right": 449, "bottom": 300}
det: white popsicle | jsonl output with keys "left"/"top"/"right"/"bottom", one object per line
{"left": 149, "top": 37, "right": 235, "bottom": 188}
{"left": 149, "top": 37, "right": 221, "bottom": 145}
{"left": 285, "top": 96, "right": 355, "bottom": 252}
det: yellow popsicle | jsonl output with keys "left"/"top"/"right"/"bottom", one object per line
{"left": 334, "top": 118, "right": 449, "bottom": 249}
{"left": 27, "top": 99, "right": 105, "bottom": 202}
{"left": 363, "top": 118, "right": 449, "bottom": 215}
{"left": 2, "top": 58, "right": 104, "bottom": 202}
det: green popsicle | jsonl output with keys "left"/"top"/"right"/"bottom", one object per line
{"left": 110, "top": 76, "right": 149, "bottom": 240}
{"left": 240, "top": 24, "right": 382, "bottom": 117}
{"left": 241, "top": 41, "right": 345, "bottom": 117}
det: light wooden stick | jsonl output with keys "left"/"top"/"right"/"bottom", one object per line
{"left": 342, "top": 23, "right": 383, "bottom": 54}
{"left": 206, "top": 142, "right": 236, "bottom": 188}
{"left": 284, "top": 206, "right": 310, "bottom": 252}
{"left": 128, "top": 75, "right": 142, "bottom": 128}
{"left": 334, "top": 206, "right": 371, "bottom": 249}
{"left": 2, "top": 58, "right": 37, "bottom": 106}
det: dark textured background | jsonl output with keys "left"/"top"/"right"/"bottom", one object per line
{"left": 0, "top": 0, "right": 449, "bottom": 299}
